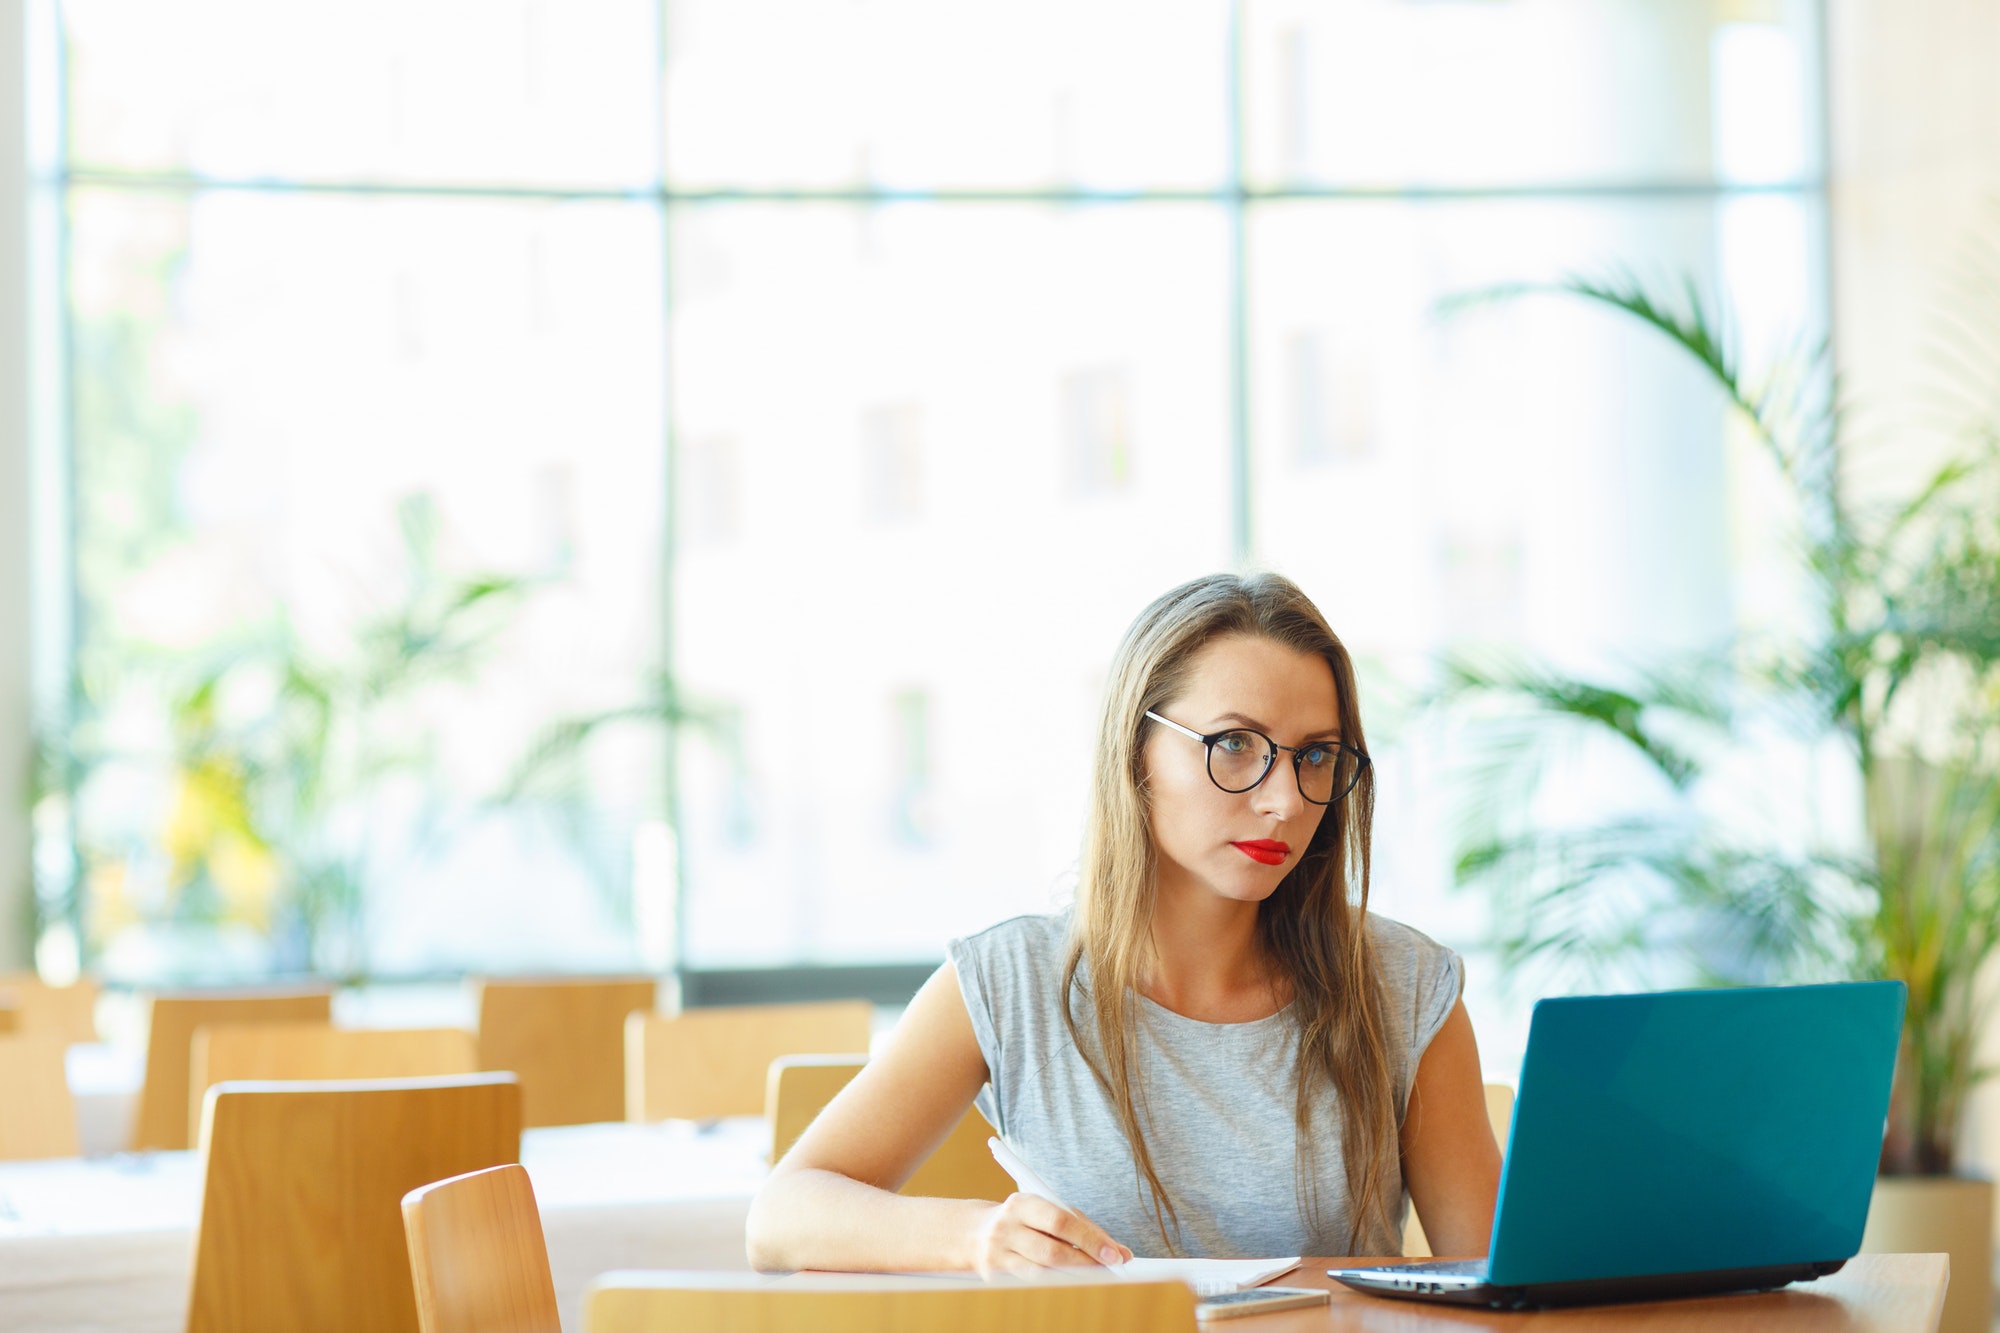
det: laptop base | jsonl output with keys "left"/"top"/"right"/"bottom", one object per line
{"left": 1329, "top": 1258, "right": 1848, "bottom": 1310}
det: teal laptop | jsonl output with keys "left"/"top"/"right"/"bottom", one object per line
{"left": 1330, "top": 980, "right": 1906, "bottom": 1309}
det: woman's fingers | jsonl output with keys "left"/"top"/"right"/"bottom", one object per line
{"left": 969, "top": 1194, "right": 1135, "bottom": 1277}
{"left": 1012, "top": 1227, "right": 1101, "bottom": 1269}
{"left": 1008, "top": 1194, "right": 1134, "bottom": 1266}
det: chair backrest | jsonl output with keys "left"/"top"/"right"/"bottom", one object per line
{"left": 627, "top": 1000, "right": 874, "bottom": 1122}
{"left": 767, "top": 1055, "right": 1015, "bottom": 1201}
{"left": 1402, "top": 1082, "right": 1516, "bottom": 1258}
{"left": 585, "top": 1272, "right": 1199, "bottom": 1333}
{"left": 0, "top": 1033, "right": 81, "bottom": 1159}
{"left": 187, "top": 1072, "right": 523, "bottom": 1333}
{"left": 134, "top": 986, "right": 334, "bottom": 1150}
{"left": 475, "top": 976, "right": 657, "bottom": 1127}
{"left": 0, "top": 972, "right": 100, "bottom": 1044}
{"left": 767, "top": 1055, "right": 867, "bottom": 1164}
{"left": 402, "top": 1163, "right": 561, "bottom": 1333}
{"left": 190, "top": 1023, "right": 479, "bottom": 1143}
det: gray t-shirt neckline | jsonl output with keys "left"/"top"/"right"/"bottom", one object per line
{"left": 1136, "top": 991, "right": 1293, "bottom": 1033}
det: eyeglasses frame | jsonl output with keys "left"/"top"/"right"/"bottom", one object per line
{"left": 1143, "top": 709, "right": 1370, "bottom": 806}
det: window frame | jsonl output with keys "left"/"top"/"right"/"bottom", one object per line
{"left": 25, "top": 0, "right": 1835, "bottom": 998}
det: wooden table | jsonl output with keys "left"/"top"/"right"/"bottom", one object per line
{"left": 680, "top": 1254, "right": 1946, "bottom": 1332}
{"left": 1251, "top": 1255, "right": 1948, "bottom": 1332}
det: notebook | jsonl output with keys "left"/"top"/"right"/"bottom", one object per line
{"left": 1117, "top": 1256, "right": 1300, "bottom": 1297}
{"left": 889, "top": 1255, "right": 1298, "bottom": 1293}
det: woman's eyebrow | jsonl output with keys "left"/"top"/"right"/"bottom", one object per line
{"left": 1212, "top": 711, "right": 1343, "bottom": 741}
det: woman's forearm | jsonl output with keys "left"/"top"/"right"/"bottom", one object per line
{"left": 745, "top": 1167, "right": 990, "bottom": 1273}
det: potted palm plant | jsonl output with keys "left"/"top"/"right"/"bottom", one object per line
{"left": 1437, "top": 275, "right": 2000, "bottom": 1333}
{"left": 35, "top": 502, "right": 525, "bottom": 984}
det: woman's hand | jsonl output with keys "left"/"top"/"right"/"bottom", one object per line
{"left": 966, "top": 1193, "right": 1134, "bottom": 1277}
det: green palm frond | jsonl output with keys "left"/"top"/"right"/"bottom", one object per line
{"left": 1556, "top": 275, "right": 1840, "bottom": 503}
{"left": 1445, "top": 272, "right": 1849, "bottom": 580}
{"left": 1462, "top": 814, "right": 1858, "bottom": 994}
{"left": 1438, "top": 652, "right": 1727, "bottom": 790}
{"left": 1437, "top": 263, "right": 2000, "bottom": 1172}
{"left": 1915, "top": 222, "right": 2000, "bottom": 433}
{"left": 1878, "top": 452, "right": 1987, "bottom": 556}
{"left": 1444, "top": 273, "right": 1775, "bottom": 453}
{"left": 500, "top": 672, "right": 724, "bottom": 805}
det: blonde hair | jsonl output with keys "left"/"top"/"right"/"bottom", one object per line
{"left": 1061, "top": 571, "right": 1393, "bottom": 1253}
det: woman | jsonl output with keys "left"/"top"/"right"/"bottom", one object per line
{"left": 746, "top": 572, "right": 1501, "bottom": 1274}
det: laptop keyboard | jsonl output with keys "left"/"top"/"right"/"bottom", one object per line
{"left": 1386, "top": 1259, "right": 1487, "bottom": 1276}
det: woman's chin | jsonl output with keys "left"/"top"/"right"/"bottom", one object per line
{"left": 1203, "top": 869, "right": 1283, "bottom": 904}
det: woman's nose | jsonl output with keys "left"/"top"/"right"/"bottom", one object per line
{"left": 1252, "top": 762, "right": 1307, "bottom": 818}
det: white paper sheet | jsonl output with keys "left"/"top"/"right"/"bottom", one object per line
{"left": 1116, "top": 1256, "right": 1301, "bottom": 1296}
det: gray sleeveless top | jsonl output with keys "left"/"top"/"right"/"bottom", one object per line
{"left": 949, "top": 911, "right": 1461, "bottom": 1259}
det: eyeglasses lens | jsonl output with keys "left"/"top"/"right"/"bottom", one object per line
{"left": 1309, "top": 746, "right": 1365, "bottom": 805}
{"left": 1206, "top": 731, "right": 1361, "bottom": 805}
{"left": 1206, "top": 730, "right": 1274, "bottom": 793}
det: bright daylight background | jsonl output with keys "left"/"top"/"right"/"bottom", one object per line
{"left": 15, "top": 0, "right": 1836, "bottom": 1079}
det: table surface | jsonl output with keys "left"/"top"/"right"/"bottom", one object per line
{"left": 0, "top": 1115, "right": 771, "bottom": 1237}
{"left": 1276, "top": 1254, "right": 1948, "bottom": 1331}
{"left": 735, "top": 1253, "right": 1947, "bottom": 1332}
{"left": 0, "top": 1117, "right": 769, "bottom": 1333}
{"left": 1214, "top": 1255, "right": 1947, "bottom": 1331}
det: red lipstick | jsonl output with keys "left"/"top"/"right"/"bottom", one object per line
{"left": 1231, "top": 840, "right": 1290, "bottom": 866}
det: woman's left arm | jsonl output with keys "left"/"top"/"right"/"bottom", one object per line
{"left": 1399, "top": 998, "right": 1503, "bottom": 1256}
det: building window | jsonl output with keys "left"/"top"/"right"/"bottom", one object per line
{"left": 32, "top": 1, "right": 1829, "bottom": 989}
{"left": 1276, "top": 26, "right": 1311, "bottom": 180}
{"left": 889, "top": 688, "right": 934, "bottom": 847}
{"left": 859, "top": 403, "right": 922, "bottom": 525}
{"left": 1439, "top": 533, "right": 1526, "bottom": 645}
{"left": 1061, "top": 367, "right": 1133, "bottom": 495}
{"left": 1290, "top": 330, "right": 1375, "bottom": 464}
{"left": 685, "top": 434, "right": 744, "bottom": 545}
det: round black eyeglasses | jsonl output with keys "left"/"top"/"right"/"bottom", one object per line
{"left": 1144, "top": 710, "right": 1369, "bottom": 806}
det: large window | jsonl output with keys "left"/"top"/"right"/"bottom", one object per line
{"left": 32, "top": 1, "right": 1828, "bottom": 1038}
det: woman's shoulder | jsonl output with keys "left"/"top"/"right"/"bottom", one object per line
{"left": 949, "top": 911, "right": 1070, "bottom": 986}
{"left": 1363, "top": 910, "right": 1454, "bottom": 970}
{"left": 947, "top": 913, "right": 1075, "bottom": 1075}
{"left": 1363, "top": 910, "right": 1465, "bottom": 1044}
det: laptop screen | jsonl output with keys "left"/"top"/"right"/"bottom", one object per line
{"left": 1485, "top": 980, "right": 1903, "bottom": 1286}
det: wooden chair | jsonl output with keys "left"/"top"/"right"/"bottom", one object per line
{"left": 0, "top": 971, "right": 100, "bottom": 1043}
{"left": 767, "top": 1055, "right": 1015, "bottom": 1201}
{"left": 403, "top": 1164, "right": 561, "bottom": 1333}
{"left": 625, "top": 999, "right": 874, "bottom": 1122}
{"left": 187, "top": 1072, "right": 523, "bottom": 1333}
{"left": 189, "top": 1022, "right": 479, "bottom": 1144}
{"left": 585, "top": 1272, "right": 1198, "bottom": 1333}
{"left": 0, "top": 1033, "right": 82, "bottom": 1159}
{"left": 1403, "top": 1082, "right": 1516, "bottom": 1257}
{"left": 133, "top": 985, "right": 334, "bottom": 1150}
{"left": 475, "top": 976, "right": 657, "bottom": 1128}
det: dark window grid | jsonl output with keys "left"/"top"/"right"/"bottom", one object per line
{"left": 47, "top": 171, "right": 1832, "bottom": 203}
{"left": 38, "top": 1, "right": 1834, "bottom": 990}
